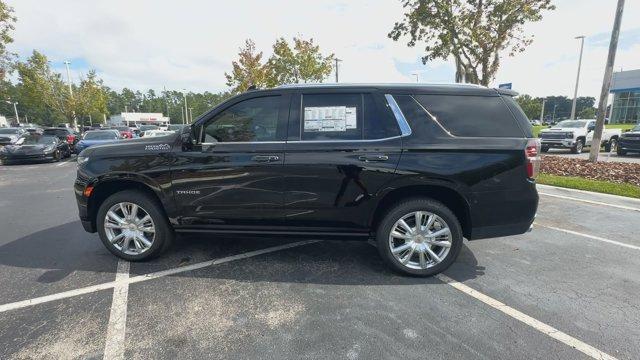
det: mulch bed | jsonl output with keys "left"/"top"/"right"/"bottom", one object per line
{"left": 541, "top": 155, "right": 640, "bottom": 186}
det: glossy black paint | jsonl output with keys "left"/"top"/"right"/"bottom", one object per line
{"left": 75, "top": 84, "right": 538, "bottom": 241}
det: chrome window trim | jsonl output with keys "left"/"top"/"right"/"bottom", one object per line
{"left": 201, "top": 141, "right": 286, "bottom": 145}
{"left": 385, "top": 94, "right": 412, "bottom": 137}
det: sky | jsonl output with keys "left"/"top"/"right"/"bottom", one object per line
{"left": 6, "top": 0, "right": 640, "bottom": 99}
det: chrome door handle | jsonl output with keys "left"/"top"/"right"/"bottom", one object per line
{"left": 251, "top": 155, "right": 280, "bottom": 162}
{"left": 358, "top": 155, "right": 389, "bottom": 162}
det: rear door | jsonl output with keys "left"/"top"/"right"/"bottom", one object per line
{"left": 282, "top": 90, "right": 404, "bottom": 232}
{"left": 171, "top": 94, "right": 289, "bottom": 228}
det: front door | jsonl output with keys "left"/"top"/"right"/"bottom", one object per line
{"left": 171, "top": 94, "right": 289, "bottom": 229}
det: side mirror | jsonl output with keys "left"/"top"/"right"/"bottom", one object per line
{"left": 181, "top": 125, "right": 200, "bottom": 151}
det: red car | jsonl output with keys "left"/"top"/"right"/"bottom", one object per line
{"left": 113, "top": 126, "right": 133, "bottom": 139}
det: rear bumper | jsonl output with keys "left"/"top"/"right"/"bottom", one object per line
{"left": 75, "top": 175, "right": 96, "bottom": 233}
{"left": 467, "top": 184, "right": 538, "bottom": 240}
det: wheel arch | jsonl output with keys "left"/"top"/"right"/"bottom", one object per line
{"left": 87, "top": 176, "right": 166, "bottom": 231}
{"left": 371, "top": 184, "right": 472, "bottom": 239}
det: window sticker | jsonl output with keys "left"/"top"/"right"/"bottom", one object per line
{"left": 304, "top": 106, "right": 357, "bottom": 132}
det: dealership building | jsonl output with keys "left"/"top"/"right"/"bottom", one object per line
{"left": 610, "top": 69, "right": 640, "bottom": 124}
{"left": 107, "top": 112, "right": 170, "bottom": 127}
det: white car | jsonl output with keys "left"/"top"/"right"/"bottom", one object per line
{"left": 143, "top": 129, "right": 173, "bottom": 137}
{"left": 539, "top": 119, "right": 621, "bottom": 154}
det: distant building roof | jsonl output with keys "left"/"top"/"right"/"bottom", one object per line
{"left": 610, "top": 69, "right": 640, "bottom": 93}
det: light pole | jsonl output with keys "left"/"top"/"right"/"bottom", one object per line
{"left": 63, "top": 60, "right": 78, "bottom": 130}
{"left": 334, "top": 58, "right": 342, "bottom": 83}
{"left": 570, "top": 36, "right": 586, "bottom": 120}
{"left": 189, "top": 107, "right": 193, "bottom": 123}
{"left": 5, "top": 101, "right": 19, "bottom": 124}
{"left": 182, "top": 90, "right": 188, "bottom": 125}
{"left": 411, "top": 73, "right": 419, "bottom": 83}
{"left": 539, "top": 98, "right": 546, "bottom": 123}
{"left": 552, "top": 104, "right": 558, "bottom": 122}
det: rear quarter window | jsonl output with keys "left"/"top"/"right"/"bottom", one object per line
{"left": 414, "top": 94, "right": 525, "bottom": 138}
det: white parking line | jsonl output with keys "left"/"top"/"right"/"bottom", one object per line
{"left": 103, "top": 260, "right": 130, "bottom": 360}
{"left": 56, "top": 160, "right": 72, "bottom": 167}
{"left": 536, "top": 223, "right": 640, "bottom": 251}
{"left": 436, "top": 274, "right": 618, "bottom": 360}
{"left": 0, "top": 240, "right": 319, "bottom": 314}
{"left": 539, "top": 192, "right": 640, "bottom": 212}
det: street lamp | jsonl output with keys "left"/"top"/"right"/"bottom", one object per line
{"left": 411, "top": 73, "right": 419, "bottom": 83}
{"left": 182, "top": 90, "right": 188, "bottom": 125}
{"left": 334, "top": 58, "right": 342, "bottom": 83}
{"left": 570, "top": 36, "right": 586, "bottom": 120}
{"left": 5, "top": 101, "right": 19, "bottom": 124}
{"left": 552, "top": 104, "right": 558, "bottom": 122}
{"left": 63, "top": 60, "right": 78, "bottom": 129}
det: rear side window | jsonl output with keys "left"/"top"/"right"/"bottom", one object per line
{"left": 414, "top": 95, "right": 524, "bottom": 137}
{"left": 502, "top": 96, "right": 533, "bottom": 138}
{"left": 301, "top": 94, "right": 362, "bottom": 140}
{"left": 364, "top": 94, "right": 400, "bottom": 139}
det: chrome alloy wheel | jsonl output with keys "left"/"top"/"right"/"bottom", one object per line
{"left": 104, "top": 202, "right": 156, "bottom": 255}
{"left": 388, "top": 211, "right": 452, "bottom": 270}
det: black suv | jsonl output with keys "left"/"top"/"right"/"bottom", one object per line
{"left": 75, "top": 84, "right": 539, "bottom": 276}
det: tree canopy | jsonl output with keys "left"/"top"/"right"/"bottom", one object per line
{"left": 389, "top": 0, "right": 555, "bottom": 85}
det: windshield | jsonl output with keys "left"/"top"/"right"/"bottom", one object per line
{"left": 167, "top": 125, "right": 183, "bottom": 131}
{"left": 632, "top": 125, "right": 640, "bottom": 132}
{"left": 22, "top": 135, "right": 56, "bottom": 145}
{"left": 43, "top": 129, "right": 66, "bottom": 136}
{"left": 0, "top": 128, "right": 19, "bottom": 134}
{"left": 83, "top": 131, "right": 118, "bottom": 140}
{"left": 552, "top": 120, "right": 588, "bottom": 129}
{"left": 139, "top": 125, "right": 158, "bottom": 131}
{"left": 115, "top": 127, "right": 130, "bottom": 131}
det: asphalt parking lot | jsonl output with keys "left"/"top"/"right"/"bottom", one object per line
{"left": 1, "top": 159, "right": 639, "bottom": 360}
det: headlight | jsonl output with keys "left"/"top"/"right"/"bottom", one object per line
{"left": 565, "top": 132, "right": 574, "bottom": 139}
{"left": 77, "top": 156, "right": 89, "bottom": 165}
{"left": 44, "top": 144, "right": 55, "bottom": 152}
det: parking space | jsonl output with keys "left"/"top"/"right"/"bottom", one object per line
{"left": 1, "top": 161, "right": 638, "bottom": 359}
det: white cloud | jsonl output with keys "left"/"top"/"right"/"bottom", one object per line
{"left": 7, "top": 0, "right": 640, "bottom": 99}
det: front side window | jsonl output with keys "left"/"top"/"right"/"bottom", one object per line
{"left": 203, "top": 96, "right": 280, "bottom": 143}
{"left": 301, "top": 94, "right": 362, "bottom": 141}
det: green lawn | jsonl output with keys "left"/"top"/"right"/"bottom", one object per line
{"left": 537, "top": 173, "right": 640, "bottom": 199}
{"left": 533, "top": 123, "right": 636, "bottom": 137}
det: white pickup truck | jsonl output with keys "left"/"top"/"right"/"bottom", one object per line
{"left": 539, "top": 119, "right": 621, "bottom": 154}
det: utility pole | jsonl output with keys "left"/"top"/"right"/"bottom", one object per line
{"left": 63, "top": 61, "right": 77, "bottom": 130}
{"left": 570, "top": 36, "right": 586, "bottom": 120}
{"left": 411, "top": 73, "right": 419, "bottom": 83}
{"left": 182, "top": 90, "right": 188, "bottom": 125}
{"left": 189, "top": 107, "right": 193, "bottom": 122}
{"left": 539, "top": 98, "right": 546, "bottom": 123}
{"left": 334, "top": 58, "right": 342, "bottom": 83}
{"left": 552, "top": 104, "right": 558, "bottom": 122}
{"left": 6, "top": 101, "right": 19, "bottom": 123}
{"left": 589, "top": 0, "right": 625, "bottom": 163}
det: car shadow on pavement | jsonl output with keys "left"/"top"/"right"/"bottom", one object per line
{"left": 0, "top": 221, "right": 484, "bottom": 288}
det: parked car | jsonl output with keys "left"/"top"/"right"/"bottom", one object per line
{"left": 137, "top": 125, "right": 159, "bottom": 137}
{"left": 43, "top": 127, "right": 80, "bottom": 153}
{"left": 143, "top": 129, "right": 173, "bottom": 137}
{"left": 0, "top": 134, "right": 71, "bottom": 164}
{"left": 75, "top": 130, "right": 121, "bottom": 153}
{"left": 20, "top": 123, "right": 44, "bottom": 135}
{"left": 74, "top": 84, "right": 539, "bottom": 276}
{"left": 530, "top": 119, "right": 542, "bottom": 126}
{"left": 112, "top": 126, "right": 134, "bottom": 139}
{"left": 617, "top": 124, "right": 640, "bottom": 156}
{"left": 539, "top": 119, "right": 621, "bottom": 153}
{"left": 167, "top": 124, "right": 188, "bottom": 132}
{"left": 0, "top": 127, "right": 27, "bottom": 146}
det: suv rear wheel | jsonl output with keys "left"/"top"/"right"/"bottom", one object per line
{"left": 96, "top": 190, "right": 174, "bottom": 261}
{"left": 376, "top": 199, "right": 463, "bottom": 276}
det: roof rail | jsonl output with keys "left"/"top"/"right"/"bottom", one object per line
{"left": 495, "top": 88, "right": 519, "bottom": 96}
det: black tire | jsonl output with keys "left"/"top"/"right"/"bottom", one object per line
{"left": 570, "top": 139, "right": 584, "bottom": 154}
{"left": 51, "top": 150, "right": 61, "bottom": 162}
{"left": 376, "top": 198, "right": 463, "bottom": 276}
{"left": 541, "top": 146, "right": 549, "bottom": 153}
{"left": 96, "top": 190, "right": 174, "bottom": 261}
{"left": 617, "top": 147, "right": 627, "bottom": 156}
{"left": 604, "top": 138, "right": 617, "bottom": 153}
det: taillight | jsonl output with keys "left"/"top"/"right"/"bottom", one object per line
{"left": 66, "top": 134, "right": 75, "bottom": 143}
{"left": 525, "top": 138, "right": 541, "bottom": 179}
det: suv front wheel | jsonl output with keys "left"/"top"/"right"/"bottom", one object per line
{"left": 96, "top": 190, "right": 174, "bottom": 261}
{"left": 376, "top": 199, "right": 463, "bottom": 276}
